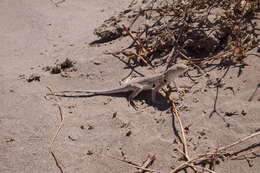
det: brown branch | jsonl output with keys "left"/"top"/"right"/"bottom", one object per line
{"left": 122, "top": 25, "right": 154, "bottom": 69}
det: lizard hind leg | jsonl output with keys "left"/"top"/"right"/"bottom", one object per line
{"left": 127, "top": 87, "right": 143, "bottom": 108}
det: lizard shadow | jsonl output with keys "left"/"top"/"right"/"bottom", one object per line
{"left": 55, "top": 90, "right": 170, "bottom": 111}
{"left": 134, "top": 91, "right": 171, "bottom": 111}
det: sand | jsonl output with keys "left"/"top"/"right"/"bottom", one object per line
{"left": 0, "top": 0, "right": 259, "bottom": 173}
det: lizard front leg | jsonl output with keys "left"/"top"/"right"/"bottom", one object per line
{"left": 151, "top": 84, "right": 164, "bottom": 103}
{"left": 173, "top": 78, "right": 186, "bottom": 96}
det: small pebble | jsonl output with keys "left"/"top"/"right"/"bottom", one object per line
{"left": 86, "top": 150, "right": 93, "bottom": 155}
{"left": 126, "top": 130, "right": 132, "bottom": 136}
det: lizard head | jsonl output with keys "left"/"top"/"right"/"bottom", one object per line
{"left": 165, "top": 63, "right": 188, "bottom": 81}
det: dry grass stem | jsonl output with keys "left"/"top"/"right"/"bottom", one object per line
{"left": 122, "top": 25, "right": 154, "bottom": 69}
{"left": 105, "top": 154, "right": 158, "bottom": 172}
{"left": 171, "top": 102, "right": 190, "bottom": 160}
{"left": 170, "top": 131, "right": 260, "bottom": 173}
{"left": 231, "top": 148, "right": 260, "bottom": 160}
{"left": 218, "top": 131, "right": 260, "bottom": 152}
{"left": 47, "top": 86, "right": 66, "bottom": 173}
{"left": 138, "top": 153, "right": 156, "bottom": 173}
{"left": 97, "top": 0, "right": 258, "bottom": 72}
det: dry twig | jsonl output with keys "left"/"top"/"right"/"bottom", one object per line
{"left": 170, "top": 131, "right": 260, "bottom": 173}
{"left": 47, "top": 86, "right": 66, "bottom": 173}
{"left": 138, "top": 153, "right": 156, "bottom": 173}
{"left": 122, "top": 25, "right": 154, "bottom": 69}
{"left": 171, "top": 103, "right": 190, "bottom": 160}
{"left": 105, "top": 154, "right": 158, "bottom": 172}
{"left": 98, "top": 0, "right": 258, "bottom": 73}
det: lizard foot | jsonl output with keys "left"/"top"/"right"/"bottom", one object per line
{"left": 128, "top": 100, "right": 139, "bottom": 110}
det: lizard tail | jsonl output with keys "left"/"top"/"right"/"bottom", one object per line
{"left": 53, "top": 87, "right": 131, "bottom": 95}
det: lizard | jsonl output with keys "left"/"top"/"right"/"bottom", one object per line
{"left": 49, "top": 63, "right": 188, "bottom": 104}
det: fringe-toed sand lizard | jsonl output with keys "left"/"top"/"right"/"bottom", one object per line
{"left": 49, "top": 63, "right": 188, "bottom": 104}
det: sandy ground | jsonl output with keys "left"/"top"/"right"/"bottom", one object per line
{"left": 0, "top": 0, "right": 259, "bottom": 173}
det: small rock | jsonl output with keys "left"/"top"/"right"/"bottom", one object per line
{"left": 50, "top": 66, "right": 61, "bottom": 74}
{"left": 226, "top": 123, "right": 230, "bottom": 128}
{"left": 241, "top": 110, "right": 247, "bottom": 116}
{"left": 93, "top": 61, "right": 102, "bottom": 65}
{"left": 224, "top": 111, "right": 238, "bottom": 117}
{"left": 125, "top": 130, "right": 132, "bottom": 136}
{"left": 27, "top": 74, "right": 40, "bottom": 82}
{"left": 112, "top": 112, "right": 117, "bottom": 118}
{"left": 87, "top": 124, "right": 94, "bottom": 130}
{"left": 68, "top": 136, "right": 76, "bottom": 141}
{"left": 86, "top": 150, "right": 93, "bottom": 155}
{"left": 6, "top": 138, "right": 15, "bottom": 143}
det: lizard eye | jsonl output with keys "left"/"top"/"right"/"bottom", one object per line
{"left": 163, "top": 79, "right": 167, "bottom": 83}
{"left": 152, "top": 84, "right": 156, "bottom": 88}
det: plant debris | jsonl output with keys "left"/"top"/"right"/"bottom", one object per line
{"left": 91, "top": 1, "right": 260, "bottom": 173}
{"left": 43, "top": 58, "right": 77, "bottom": 74}
{"left": 95, "top": 0, "right": 258, "bottom": 69}
{"left": 60, "top": 58, "right": 74, "bottom": 70}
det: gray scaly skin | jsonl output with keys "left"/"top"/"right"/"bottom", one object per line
{"left": 52, "top": 64, "right": 188, "bottom": 103}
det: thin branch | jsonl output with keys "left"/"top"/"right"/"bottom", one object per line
{"left": 218, "top": 132, "right": 260, "bottom": 152}
{"left": 47, "top": 86, "right": 66, "bottom": 173}
{"left": 105, "top": 154, "right": 158, "bottom": 172}
{"left": 171, "top": 103, "right": 190, "bottom": 160}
